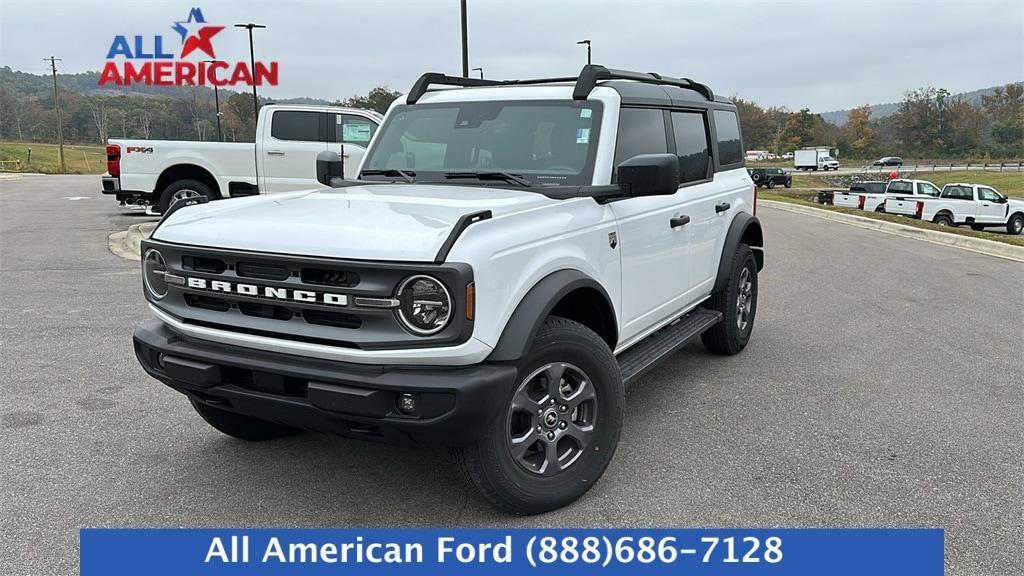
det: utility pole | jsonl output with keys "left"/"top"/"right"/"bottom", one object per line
{"left": 577, "top": 40, "right": 592, "bottom": 65}
{"left": 203, "top": 60, "right": 224, "bottom": 142}
{"left": 234, "top": 23, "right": 266, "bottom": 189}
{"left": 45, "top": 56, "right": 66, "bottom": 173}
{"left": 472, "top": 67, "right": 484, "bottom": 79}
{"left": 460, "top": 0, "right": 469, "bottom": 77}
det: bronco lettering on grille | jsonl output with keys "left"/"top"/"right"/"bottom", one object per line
{"left": 185, "top": 277, "right": 348, "bottom": 306}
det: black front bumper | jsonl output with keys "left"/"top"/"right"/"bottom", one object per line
{"left": 133, "top": 320, "right": 517, "bottom": 446}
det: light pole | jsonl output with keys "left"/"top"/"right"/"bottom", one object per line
{"left": 460, "top": 0, "right": 469, "bottom": 77}
{"left": 44, "top": 56, "right": 65, "bottom": 173}
{"left": 234, "top": 23, "right": 266, "bottom": 129}
{"left": 472, "top": 67, "right": 484, "bottom": 79}
{"left": 203, "top": 59, "right": 224, "bottom": 142}
{"left": 577, "top": 39, "right": 591, "bottom": 65}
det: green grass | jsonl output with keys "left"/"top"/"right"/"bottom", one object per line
{"left": 761, "top": 191, "right": 1024, "bottom": 247}
{"left": 0, "top": 141, "right": 107, "bottom": 175}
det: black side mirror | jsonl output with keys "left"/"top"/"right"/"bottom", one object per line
{"left": 997, "top": 196, "right": 1008, "bottom": 204}
{"left": 316, "top": 149, "right": 344, "bottom": 187}
{"left": 616, "top": 153, "right": 679, "bottom": 197}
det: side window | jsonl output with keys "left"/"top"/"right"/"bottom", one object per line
{"left": 670, "top": 111, "right": 711, "bottom": 185}
{"left": 613, "top": 108, "right": 668, "bottom": 170}
{"left": 918, "top": 182, "right": 940, "bottom": 197}
{"left": 333, "top": 114, "right": 378, "bottom": 148}
{"left": 713, "top": 109, "right": 743, "bottom": 166}
{"left": 978, "top": 187, "right": 1000, "bottom": 201}
{"left": 270, "top": 111, "right": 322, "bottom": 142}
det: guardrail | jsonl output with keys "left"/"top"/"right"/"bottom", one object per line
{"left": 859, "top": 162, "right": 1024, "bottom": 173}
{"left": 0, "top": 160, "right": 22, "bottom": 172}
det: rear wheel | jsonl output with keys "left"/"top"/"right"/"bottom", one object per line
{"left": 933, "top": 214, "right": 954, "bottom": 227}
{"left": 158, "top": 179, "right": 215, "bottom": 214}
{"left": 702, "top": 244, "right": 757, "bottom": 355}
{"left": 1007, "top": 213, "right": 1024, "bottom": 235}
{"left": 453, "top": 317, "right": 623, "bottom": 514}
{"left": 190, "top": 400, "right": 300, "bottom": 441}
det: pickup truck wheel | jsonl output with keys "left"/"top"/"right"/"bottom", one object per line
{"left": 1008, "top": 214, "right": 1024, "bottom": 235}
{"left": 159, "top": 179, "right": 214, "bottom": 214}
{"left": 453, "top": 317, "right": 623, "bottom": 515}
{"left": 701, "top": 244, "right": 757, "bottom": 355}
{"left": 933, "top": 214, "right": 954, "bottom": 227}
{"left": 189, "top": 399, "right": 300, "bottom": 441}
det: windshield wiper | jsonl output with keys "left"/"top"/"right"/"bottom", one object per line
{"left": 445, "top": 171, "right": 532, "bottom": 187}
{"left": 359, "top": 169, "right": 416, "bottom": 183}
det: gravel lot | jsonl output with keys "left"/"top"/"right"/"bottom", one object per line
{"left": 2, "top": 175, "right": 1021, "bottom": 575}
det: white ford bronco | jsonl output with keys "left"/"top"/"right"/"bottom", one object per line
{"left": 132, "top": 65, "right": 765, "bottom": 514}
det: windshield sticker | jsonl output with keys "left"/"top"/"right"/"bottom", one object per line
{"left": 576, "top": 128, "right": 590, "bottom": 144}
{"left": 580, "top": 108, "right": 592, "bottom": 118}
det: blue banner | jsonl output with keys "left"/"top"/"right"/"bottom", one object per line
{"left": 81, "top": 528, "right": 943, "bottom": 575}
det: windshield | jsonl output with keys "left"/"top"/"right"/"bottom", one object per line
{"left": 361, "top": 100, "right": 603, "bottom": 186}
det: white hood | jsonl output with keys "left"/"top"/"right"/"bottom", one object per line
{"left": 151, "top": 184, "right": 555, "bottom": 261}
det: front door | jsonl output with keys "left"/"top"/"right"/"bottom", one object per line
{"left": 328, "top": 112, "right": 379, "bottom": 178}
{"left": 260, "top": 109, "right": 328, "bottom": 193}
{"left": 976, "top": 186, "right": 1006, "bottom": 223}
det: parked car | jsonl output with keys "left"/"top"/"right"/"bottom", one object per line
{"left": 833, "top": 178, "right": 940, "bottom": 211}
{"left": 818, "top": 181, "right": 886, "bottom": 205}
{"left": 130, "top": 65, "right": 765, "bottom": 515}
{"left": 102, "top": 104, "right": 383, "bottom": 213}
{"left": 749, "top": 167, "right": 792, "bottom": 188}
{"left": 873, "top": 156, "right": 904, "bottom": 167}
{"left": 884, "top": 183, "right": 1024, "bottom": 234}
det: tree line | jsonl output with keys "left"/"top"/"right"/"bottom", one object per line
{"left": 1, "top": 66, "right": 1019, "bottom": 160}
{"left": 733, "top": 83, "right": 1023, "bottom": 160}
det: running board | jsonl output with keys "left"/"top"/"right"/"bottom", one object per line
{"left": 617, "top": 309, "right": 722, "bottom": 387}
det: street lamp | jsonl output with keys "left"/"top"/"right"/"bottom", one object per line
{"left": 577, "top": 39, "right": 591, "bottom": 65}
{"left": 472, "top": 67, "right": 484, "bottom": 79}
{"left": 203, "top": 59, "right": 224, "bottom": 142}
{"left": 233, "top": 23, "right": 266, "bottom": 127}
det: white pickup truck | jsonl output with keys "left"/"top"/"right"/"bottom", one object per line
{"left": 885, "top": 183, "right": 1024, "bottom": 234}
{"left": 101, "top": 104, "right": 382, "bottom": 213}
{"left": 832, "top": 178, "right": 941, "bottom": 212}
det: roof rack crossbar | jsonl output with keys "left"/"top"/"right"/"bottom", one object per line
{"left": 406, "top": 65, "right": 714, "bottom": 105}
{"left": 572, "top": 65, "right": 714, "bottom": 102}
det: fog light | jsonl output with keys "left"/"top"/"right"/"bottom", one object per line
{"left": 157, "top": 353, "right": 166, "bottom": 369}
{"left": 396, "top": 393, "right": 416, "bottom": 415}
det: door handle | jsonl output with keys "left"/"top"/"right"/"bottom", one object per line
{"left": 715, "top": 202, "right": 731, "bottom": 213}
{"left": 266, "top": 150, "right": 285, "bottom": 156}
{"left": 670, "top": 215, "right": 690, "bottom": 228}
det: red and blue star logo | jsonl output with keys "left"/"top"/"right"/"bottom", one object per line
{"left": 171, "top": 7, "right": 224, "bottom": 59}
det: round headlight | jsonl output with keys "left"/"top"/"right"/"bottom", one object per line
{"left": 143, "top": 249, "right": 168, "bottom": 299}
{"left": 396, "top": 275, "right": 452, "bottom": 335}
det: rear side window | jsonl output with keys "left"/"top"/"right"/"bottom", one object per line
{"left": 887, "top": 181, "right": 913, "bottom": 193}
{"left": 713, "top": 109, "right": 743, "bottom": 166}
{"left": 865, "top": 183, "right": 886, "bottom": 194}
{"left": 942, "top": 185, "right": 973, "bottom": 200}
{"left": 271, "top": 111, "right": 322, "bottom": 142}
{"left": 670, "top": 111, "right": 711, "bottom": 184}
{"left": 614, "top": 108, "right": 668, "bottom": 169}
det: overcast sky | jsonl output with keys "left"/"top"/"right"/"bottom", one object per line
{"left": 1, "top": 0, "right": 1021, "bottom": 112}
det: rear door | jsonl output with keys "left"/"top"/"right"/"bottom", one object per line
{"left": 260, "top": 109, "right": 328, "bottom": 193}
{"left": 327, "top": 112, "right": 379, "bottom": 178}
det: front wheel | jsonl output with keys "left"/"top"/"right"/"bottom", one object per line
{"left": 766, "top": 180, "right": 775, "bottom": 189}
{"left": 453, "top": 317, "right": 623, "bottom": 515}
{"left": 701, "top": 244, "right": 758, "bottom": 355}
{"left": 1007, "top": 213, "right": 1024, "bottom": 235}
{"left": 784, "top": 180, "right": 792, "bottom": 188}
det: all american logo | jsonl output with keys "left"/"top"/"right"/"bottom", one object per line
{"left": 98, "top": 7, "right": 278, "bottom": 87}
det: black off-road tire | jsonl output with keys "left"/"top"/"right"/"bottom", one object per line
{"left": 1007, "top": 213, "right": 1023, "bottom": 235}
{"left": 784, "top": 180, "right": 792, "bottom": 188}
{"left": 158, "top": 179, "right": 215, "bottom": 214}
{"left": 766, "top": 180, "right": 775, "bottom": 189}
{"left": 452, "top": 317, "right": 623, "bottom": 515}
{"left": 752, "top": 172, "right": 762, "bottom": 183}
{"left": 190, "top": 399, "right": 300, "bottom": 441}
{"left": 701, "top": 244, "right": 757, "bottom": 355}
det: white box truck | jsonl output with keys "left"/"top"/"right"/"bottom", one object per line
{"left": 794, "top": 147, "right": 839, "bottom": 171}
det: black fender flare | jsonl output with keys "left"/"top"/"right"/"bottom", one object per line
{"left": 712, "top": 212, "right": 764, "bottom": 293}
{"left": 487, "top": 270, "right": 614, "bottom": 362}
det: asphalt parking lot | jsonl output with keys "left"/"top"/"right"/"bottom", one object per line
{"left": 2, "top": 175, "right": 1021, "bottom": 575}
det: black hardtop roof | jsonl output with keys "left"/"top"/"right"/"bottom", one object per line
{"left": 406, "top": 64, "right": 732, "bottom": 108}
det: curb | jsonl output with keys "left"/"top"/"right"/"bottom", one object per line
{"left": 108, "top": 222, "right": 156, "bottom": 260}
{"left": 760, "top": 200, "right": 1024, "bottom": 263}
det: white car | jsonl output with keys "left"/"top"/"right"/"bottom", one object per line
{"left": 833, "top": 178, "right": 941, "bottom": 211}
{"left": 101, "top": 104, "right": 382, "bottom": 213}
{"left": 131, "top": 65, "right": 765, "bottom": 514}
{"left": 885, "top": 182, "right": 1024, "bottom": 234}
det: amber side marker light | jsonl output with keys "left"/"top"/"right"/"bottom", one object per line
{"left": 465, "top": 282, "right": 475, "bottom": 321}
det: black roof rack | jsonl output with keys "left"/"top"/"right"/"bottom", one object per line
{"left": 406, "top": 64, "right": 714, "bottom": 104}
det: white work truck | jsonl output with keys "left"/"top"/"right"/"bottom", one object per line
{"left": 131, "top": 65, "right": 764, "bottom": 514}
{"left": 101, "top": 104, "right": 382, "bottom": 213}
{"left": 884, "top": 183, "right": 1024, "bottom": 234}
{"left": 833, "top": 178, "right": 940, "bottom": 211}
{"left": 794, "top": 147, "right": 839, "bottom": 171}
